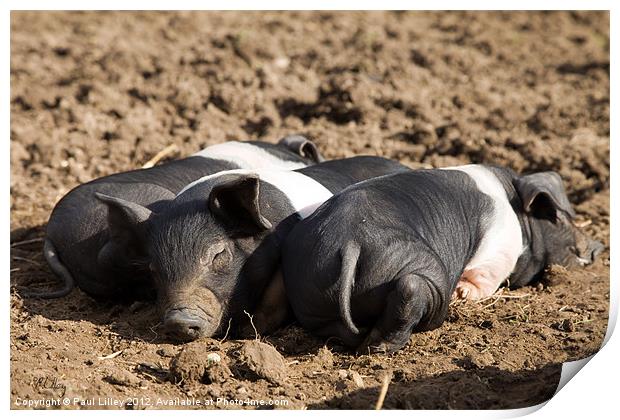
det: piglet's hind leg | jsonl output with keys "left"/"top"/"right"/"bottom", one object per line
{"left": 314, "top": 321, "right": 367, "bottom": 349}
{"left": 357, "top": 274, "right": 433, "bottom": 354}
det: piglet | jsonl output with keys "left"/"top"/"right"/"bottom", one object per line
{"left": 281, "top": 165, "right": 604, "bottom": 353}
{"left": 30, "top": 137, "right": 322, "bottom": 300}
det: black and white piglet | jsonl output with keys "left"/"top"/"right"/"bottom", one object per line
{"left": 98, "top": 156, "right": 409, "bottom": 341}
{"left": 281, "top": 165, "right": 604, "bottom": 353}
{"left": 32, "top": 137, "right": 323, "bottom": 300}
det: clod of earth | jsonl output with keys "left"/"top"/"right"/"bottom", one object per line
{"left": 236, "top": 340, "right": 288, "bottom": 385}
{"left": 337, "top": 369, "right": 365, "bottom": 388}
{"left": 102, "top": 369, "right": 142, "bottom": 388}
{"left": 314, "top": 347, "right": 334, "bottom": 368}
{"left": 169, "top": 342, "right": 232, "bottom": 385}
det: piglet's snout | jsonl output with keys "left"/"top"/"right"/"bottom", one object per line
{"left": 577, "top": 239, "right": 605, "bottom": 266}
{"left": 163, "top": 308, "right": 211, "bottom": 341}
{"left": 574, "top": 229, "right": 605, "bottom": 266}
{"left": 160, "top": 287, "right": 223, "bottom": 341}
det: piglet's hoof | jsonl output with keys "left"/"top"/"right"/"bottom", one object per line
{"left": 453, "top": 268, "right": 498, "bottom": 301}
{"left": 238, "top": 324, "right": 257, "bottom": 339}
{"left": 356, "top": 329, "right": 407, "bottom": 354}
{"left": 238, "top": 317, "right": 266, "bottom": 339}
{"left": 452, "top": 282, "right": 473, "bottom": 300}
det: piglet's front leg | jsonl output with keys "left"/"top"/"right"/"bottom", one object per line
{"left": 452, "top": 244, "right": 521, "bottom": 302}
{"left": 452, "top": 267, "right": 504, "bottom": 301}
{"left": 239, "top": 269, "right": 291, "bottom": 337}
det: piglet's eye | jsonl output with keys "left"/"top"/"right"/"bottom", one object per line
{"left": 210, "top": 248, "right": 232, "bottom": 272}
{"left": 200, "top": 245, "right": 232, "bottom": 272}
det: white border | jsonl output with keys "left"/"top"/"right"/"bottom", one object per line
{"left": 4, "top": 3, "right": 617, "bottom": 418}
{"left": 0, "top": 1, "right": 616, "bottom": 11}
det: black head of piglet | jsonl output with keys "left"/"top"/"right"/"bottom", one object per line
{"left": 509, "top": 171, "right": 604, "bottom": 286}
{"left": 98, "top": 172, "right": 294, "bottom": 341}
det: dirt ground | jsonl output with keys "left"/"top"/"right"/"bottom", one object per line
{"left": 10, "top": 11, "right": 609, "bottom": 410}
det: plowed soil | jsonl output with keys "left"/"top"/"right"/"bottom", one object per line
{"left": 10, "top": 11, "right": 609, "bottom": 410}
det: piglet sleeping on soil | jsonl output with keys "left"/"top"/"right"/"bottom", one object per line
{"left": 30, "top": 136, "right": 322, "bottom": 300}
{"left": 281, "top": 165, "right": 604, "bottom": 353}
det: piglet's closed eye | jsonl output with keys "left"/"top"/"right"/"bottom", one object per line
{"left": 514, "top": 171, "right": 576, "bottom": 221}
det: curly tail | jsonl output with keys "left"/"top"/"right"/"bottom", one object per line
{"left": 23, "top": 239, "right": 75, "bottom": 299}
{"left": 339, "top": 242, "right": 361, "bottom": 335}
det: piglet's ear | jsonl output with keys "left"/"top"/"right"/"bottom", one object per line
{"left": 208, "top": 175, "right": 273, "bottom": 231}
{"left": 278, "top": 134, "right": 325, "bottom": 163}
{"left": 95, "top": 192, "right": 153, "bottom": 238}
{"left": 514, "top": 172, "right": 576, "bottom": 221}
